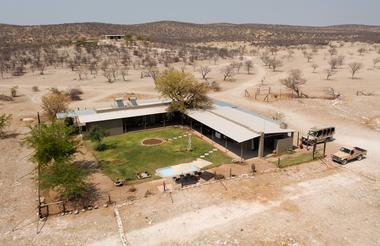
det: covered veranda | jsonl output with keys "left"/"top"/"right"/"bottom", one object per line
{"left": 185, "top": 110, "right": 263, "bottom": 160}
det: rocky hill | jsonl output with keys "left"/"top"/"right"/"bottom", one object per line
{"left": 1, "top": 21, "right": 380, "bottom": 47}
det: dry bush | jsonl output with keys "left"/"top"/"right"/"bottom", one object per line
{"left": 0, "top": 94, "right": 13, "bottom": 101}
{"left": 209, "top": 81, "right": 221, "bottom": 92}
{"left": 10, "top": 86, "right": 18, "bottom": 97}
{"left": 221, "top": 65, "right": 234, "bottom": 81}
{"left": 373, "top": 57, "right": 380, "bottom": 68}
{"left": 280, "top": 69, "right": 306, "bottom": 98}
{"left": 324, "top": 69, "right": 336, "bottom": 80}
{"left": 32, "top": 86, "right": 39, "bottom": 92}
{"left": 348, "top": 62, "right": 363, "bottom": 79}
{"left": 41, "top": 90, "right": 70, "bottom": 121}
{"left": 66, "top": 88, "right": 83, "bottom": 101}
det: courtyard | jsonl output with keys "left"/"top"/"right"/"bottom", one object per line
{"left": 88, "top": 126, "right": 232, "bottom": 181}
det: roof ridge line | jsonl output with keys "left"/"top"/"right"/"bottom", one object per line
{"left": 207, "top": 109, "right": 262, "bottom": 134}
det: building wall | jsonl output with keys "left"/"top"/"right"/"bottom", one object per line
{"left": 275, "top": 137, "right": 293, "bottom": 154}
{"left": 87, "top": 119, "right": 123, "bottom": 136}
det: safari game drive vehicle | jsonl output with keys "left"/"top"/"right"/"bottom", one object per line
{"left": 331, "top": 146, "right": 367, "bottom": 165}
{"left": 301, "top": 126, "right": 335, "bottom": 146}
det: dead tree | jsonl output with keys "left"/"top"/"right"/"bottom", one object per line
{"left": 348, "top": 62, "right": 363, "bottom": 79}
{"left": 329, "top": 57, "right": 339, "bottom": 70}
{"left": 270, "top": 46, "right": 279, "bottom": 55}
{"left": 373, "top": 57, "right": 380, "bottom": 68}
{"left": 311, "top": 63, "right": 319, "bottom": 73}
{"left": 324, "top": 69, "right": 336, "bottom": 80}
{"left": 326, "top": 87, "right": 341, "bottom": 100}
{"left": 328, "top": 47, "right": 337, "bottom": 56}
{"left": 103, "top": 69, "right": 113, "bottom": 83}
{"left": 268, "top": 58, "right": 283, "bottom": 72}
{"left": 221, "top": 65, "right": 234, "bottom": 81}
{"left": 244, "top": 60, "right": 254, "bottom": 74}
{"left": 231, "top": 62, "right": 243, "bottom": 73}
{"left": 286, "top": 49, "right": 295, "bottom": 60}
{"left": 280, "top": 69, "right": 306, "bottom": 98}
{"left": 199, "top": 65, "right": 211, "bottom": 80}
{"left": 120, "top": 66, "right": 129, "bottom": 81}
{"left": 357, "top": 48, "right": 366, "bottom": 56}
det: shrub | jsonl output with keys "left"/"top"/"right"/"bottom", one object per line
{"left": 32, "top": 86, "right": 39, "bottom": 92}
{"left": 251, "top": 164, "right": 256, "bottom": 173}
{"left": 0, "top": 114, "right": 12, "bottom": 138}
{"left": 66, "top": 88, "right": 83, "bottom": 101}
{"left": 86, "top": 126, "right": 107, "bottom": 143}
{"left": 95, "top": 143, "right": 108, "bottom": 151}
{"left": 10, "top": 86, "right": 18, "bottom": 97}
{"left": 128, "top": 186, "right": 137, "bottom": 192}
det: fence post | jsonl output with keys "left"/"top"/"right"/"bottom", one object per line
{"left": 277, "top": 158, "right": 280, "bottom": 167}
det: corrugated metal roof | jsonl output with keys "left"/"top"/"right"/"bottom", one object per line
{"left": 187, "top": 110, "right": 260, "bottom": 143}
{"left": 211, "top": 107, "right": 293, "bottom": 134}
{"left": 77, "top": 105, "right": 168, "bottom": 125}
{"left": 56, "top": 109, "right": 96, "bottom": 119}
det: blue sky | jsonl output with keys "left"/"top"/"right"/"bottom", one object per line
{"left": 1, "top": 0, "right": 379, "bottom": 26}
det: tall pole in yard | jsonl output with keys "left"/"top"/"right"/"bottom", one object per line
{"left": 187, "top": 133, "right": 192, "bottom": 151}
{"left": 37, "top": 112, "right": 42, "bottom": 218}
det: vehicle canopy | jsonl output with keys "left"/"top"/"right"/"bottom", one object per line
{"left": 309, "top": 126, "right": 335, "bottom": 137}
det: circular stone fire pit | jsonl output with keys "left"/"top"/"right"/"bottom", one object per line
{"left": 141, "top": 138, "right": 165, "bottom": 146}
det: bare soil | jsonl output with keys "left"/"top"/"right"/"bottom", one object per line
{"left": 1, "top": 42, "right": 380, "bottom": 245}
{"left": 141, "top": 138, "right": 164, "bottom": 146}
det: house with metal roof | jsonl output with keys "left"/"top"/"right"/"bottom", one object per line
{"left": 60, "top": 98, "right": 294, "bottom": 159}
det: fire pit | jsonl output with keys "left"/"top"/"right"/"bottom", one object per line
{"left": 141, "top": 138, "right": 165, "bottom": 146}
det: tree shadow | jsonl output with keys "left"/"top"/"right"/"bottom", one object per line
{"left": 1, "top": 132, "right": 20, "bottom": 139}
{"left": 69, "top": 184, "right": 101, "bottom": 209}
{"left": 199, "top": 171, "right": 215, "bottom": 181}
{"left": 75, "top": 160, "right": 98, "bottom": 173}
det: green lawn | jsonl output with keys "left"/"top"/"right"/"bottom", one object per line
{"left": 88, "top": 127, "right": 232, "bottom": 181}
{"left": 274, "top": 152, "right": 323, "bottom": 168}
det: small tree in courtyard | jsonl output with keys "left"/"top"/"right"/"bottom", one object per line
{"left": 86, "top": 126, "right": 108, "bottom": 151}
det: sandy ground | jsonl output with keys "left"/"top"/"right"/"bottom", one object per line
{"left": 0, "top": 42, "right": 380, "bottom": 245}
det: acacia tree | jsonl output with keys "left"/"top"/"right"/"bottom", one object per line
{"left": 348, "top": 62, "right": 363, "bottom": 79}
{"left": 328, "top": 47, "right": 337, "bottom": 56}
{"left": 199, "top": 65, "right": 211, "bottom": 80}
{"left": 155, "top": 70, "right": 211, "bottom": 113}
{"left": 26, "top": 122, "right": 79, "bottom": 167}
{"left": 40, "top": 160, "right": 88, "bottom": 200}
{"left": 311, "top": 63, "right": 319, "bottom": 73}
{"left": 372, "top": 57, "right": 380, "bottom": 68}
{"left": 269, "top": 57, "right": 283, "bottom": 72}
{"left": 244, "top": 60, "right": 254, "bottom": 74}
{"left": 25, "top": 122, "right": 87, "bottom": 200}
{"left": 221, "top": 65, "right": 234, "bottom": 81}
{"left": 357, "top": 48, "right": 366, "bottom": 56}
{"left": 329, "top": 57, "right": 339, "bottom": 70}
{"left": 41, "top": 89, "right": 70, "bottom": 121}
{"left": 281, "top": 69, "right": 306, "bottom": 97}
{"left": 324, "top": 69, "right": 336, "bottom": 80}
